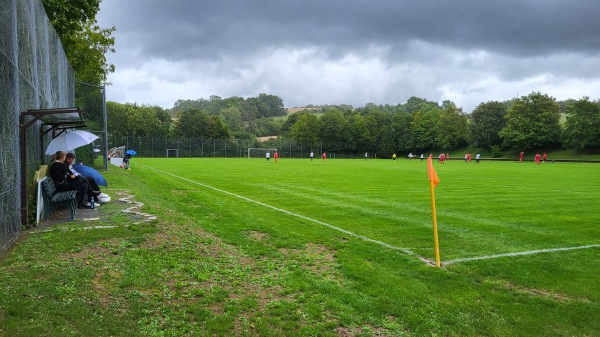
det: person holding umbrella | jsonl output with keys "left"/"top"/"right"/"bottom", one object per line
{"left": 50, "top": 151, "right": 91, "bottom": 208}
{"left": 124, "top": 149, "right": 137, "bottom": 169}
{"left": 65, "top": 153, "right": 110, "bottom": 204}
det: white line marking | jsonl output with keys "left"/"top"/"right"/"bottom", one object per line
{"left": 139, "top": 164, "right": 421, "bottom": 259}
{"left": 444, "top": 244, "right": 600, "bottom": 265}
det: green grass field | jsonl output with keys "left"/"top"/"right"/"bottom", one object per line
{"left": 1, "top": 158, "right": 599, "bottom": 336}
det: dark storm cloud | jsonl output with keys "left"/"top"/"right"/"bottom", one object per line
{"left": 103, "top": 0, "right": 600, "bottom": 62}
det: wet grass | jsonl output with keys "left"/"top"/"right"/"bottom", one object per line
{"left": 1, "top": 158, "right": 598, "bottom": 336}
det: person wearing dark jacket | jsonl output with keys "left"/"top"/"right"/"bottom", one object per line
{"left": 65, "top": 153, "right": 102, "bottom": 204}
{"left": 50, "top": 151, "right": 91, "bottom": 208}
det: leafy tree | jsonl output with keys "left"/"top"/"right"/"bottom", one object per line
{"left": 290, "top": 113, "right": 319, "bottom": 146}
{"left": 562, "top": 97, "right": 600, "bottom": 150}
{"left": 389, "top": 113, "right": 412, "bottom": 153}
{"left": 342, "top": 113, "right": 367, "bottom": 153}
{"left": 174, "top": 109, "right": 210, "bottom": 138}
{"left": 207, "top": 115, "right": 231, "bottom": 139}
{"left": 106, "top": 102, "right": 172, "bottom": 139}
{"left": 220, "top": 106, "right": 244, "bottom": 132}
{"left": 42, "top": 0, "right": 115, "bottom": 83}
{"left": 281, "top": 112, "right": 303, "bottom": 134}
{"left": 318, "top": 109, "right": 347, "bottom": 153}
{"left": 436, "top": 103, "right": 468, "bottom": 149}
{"left": 255, "top": 117, "right": 282, "bottom": 137}
{"left": 411, "top": 109, "right": 441, "bottom": 151}
{"left": 257, "top": 93, "right": 287, "bottom": 117}
{"left": 405, "top": 96, "right": 439, "bottom": 113}
{"left": 499, "top": 92, "right": 561, "bottom": 149}
{"left": 363, "top": 111, "right": 391, "bottom": 153}
{"left": 470, "top": 101, "right": 507, "bottom": 149}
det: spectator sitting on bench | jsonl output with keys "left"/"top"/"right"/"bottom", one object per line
{"left": 50, "top": 151, "right": 91, "bottom": 208}
{"left": 65, "top": 153, "right": 104, "bottom": 205}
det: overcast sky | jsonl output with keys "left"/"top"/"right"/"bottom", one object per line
{"left": 96, "top": 0, "right": 600, "bottom": 112}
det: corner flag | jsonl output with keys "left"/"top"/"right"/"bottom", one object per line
{"left": 427, "top": 155, "right": 441, "bottom": 267}
{"left": 428, "top": 155, "right": 440, "bottom": 187}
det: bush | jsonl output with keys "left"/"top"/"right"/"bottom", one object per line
{"left": 490, "top": 145, "right": 502, "bottom": 158}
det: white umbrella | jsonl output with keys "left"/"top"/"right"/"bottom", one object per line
{"left": 45, "top": 130, "right": 99, "bottom": 155}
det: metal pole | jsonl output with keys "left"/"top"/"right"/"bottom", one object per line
{"left": 102, "top": 84, "right": 108, "bottom": 170}
{"left": 19, "top": 115, "right": 28, "bottom": 227}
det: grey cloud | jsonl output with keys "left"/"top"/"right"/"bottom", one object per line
{"left": 100, "top": 0, "right": 600, "bottom": 63}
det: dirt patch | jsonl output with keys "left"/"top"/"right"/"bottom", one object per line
{"left": 246, "top": 231, "right": 270, "bottom": 241}
{"left": 500, "top": 281, "right": 589, "bottom": 302}
{"left": 286, "top": 243, "right": 339, "bottom": 277}
{"left": 336, "top": 325, "right": 388, "bottom": 336}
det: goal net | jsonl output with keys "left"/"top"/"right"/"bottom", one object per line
{"left": 247, "top": 148, "right": 278, "bottom": 158}
{"left": 108, "top": 146, "right": 125, "bottom": 158}
{"left": 167, "top": 149, "right": 179, "bottom": 158}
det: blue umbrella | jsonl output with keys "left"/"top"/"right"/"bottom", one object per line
{"left": 72, "top": 164, "right": 107, "bottom": 187}
{"left": 126, "top": 149, "right": 137, "bottom": 155}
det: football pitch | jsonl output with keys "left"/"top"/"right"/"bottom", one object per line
{"left": 2, "top": 157, "right": 599, "bottom": 336}
{"left": 124, "top": 157, "right": 599, "bottom": 335}
{"left": 135, "top": 157, "right": 600, "bottom": 265}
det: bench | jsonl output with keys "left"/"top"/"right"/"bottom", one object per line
{"left": 40, "top": 177, "right": 78, "bottom": 221}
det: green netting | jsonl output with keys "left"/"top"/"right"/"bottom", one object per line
{"left": 0, "top": 0, "right": 74, "bottom": 250}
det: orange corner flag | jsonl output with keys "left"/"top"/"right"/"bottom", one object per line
{"left": 428, "top": 155, "right": 440, "bottom": 187}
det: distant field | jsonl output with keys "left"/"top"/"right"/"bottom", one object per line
{"left": 286, "top": 107, "right": 320, "bottom": 114}
{"left": 1, "top": 158, "right": 598, "bottom": 336}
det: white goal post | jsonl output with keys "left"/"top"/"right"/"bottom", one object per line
{"left": 247, "top": 148, "right": 278, "bottom": 158}
{"left": 167, "top": 148, "right": 179, "bottom": 158}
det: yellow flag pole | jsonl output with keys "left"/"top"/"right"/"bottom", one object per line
{"left": 429, "top": 180, "right": 441, "bottom": 267}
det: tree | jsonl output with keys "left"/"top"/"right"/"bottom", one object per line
{"left": 318, "top": 109, "right": 347, "bottom": 153}
{"left": 391, "top": 113, "right": 413, "bottom": 153}
{"left": 436, "top": 103, "right": 468, "bottom": 149}
{"left": 410, "top": 109, "right": 441, "bottom": 151}
{"left": 174, "top": 109, "right": 210, "bottom": 138}
{"left": 255, "top": 117, "right": 282, "bottom": 137}
{"left": 499, "top": 92, "right": 562, "bottom": 149}
{"left": 257, "top": 93, "right": 287, "bottom": 117}
{"left": 341, "top": 113, "right": 367, "bottom": 153}
{"left": 290, "top": 114, "right": 319, "bottom": 146}
{"left": 470, "top": 101, "right": 507, "bottom": 149}
{"left": 106, "top": 102, "right": 172, "bottom": 139}
{"left": 207, "top": 116, "right": 231, "bottom": 139}
{"left": 562, "top": 97, "right": 600, "bottom": 150}
{"left": 220, "top": 106, "right": 244, "bottom": 132}
{"left": 42, "top": 0, "right": 115, "bottom": 84}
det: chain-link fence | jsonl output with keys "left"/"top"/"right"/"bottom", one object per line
{"left": 107, "top": 136, "right": 372, "bottom": 159}
{"left": 109, "top": 137, "right": 329, "bottom": 159}
{"left": 0, "top": 0, "right": 75, "bottom": 250}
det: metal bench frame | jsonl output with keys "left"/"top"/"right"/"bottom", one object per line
{"left": 40, "top": 177, "right": 78, "bottom": 221}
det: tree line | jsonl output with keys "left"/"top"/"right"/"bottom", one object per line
{"left": 105, "top": 92, "right": 600, "bottom": 156}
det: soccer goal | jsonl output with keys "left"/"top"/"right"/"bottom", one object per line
{"left": 167, "top": 149, "right": 179, "bottom": 158}
{"left": 108, "top": 146, "right": 125, "bottom": 159}
{"left": 247, "top": 148, "right": 278, "bottom": 158}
